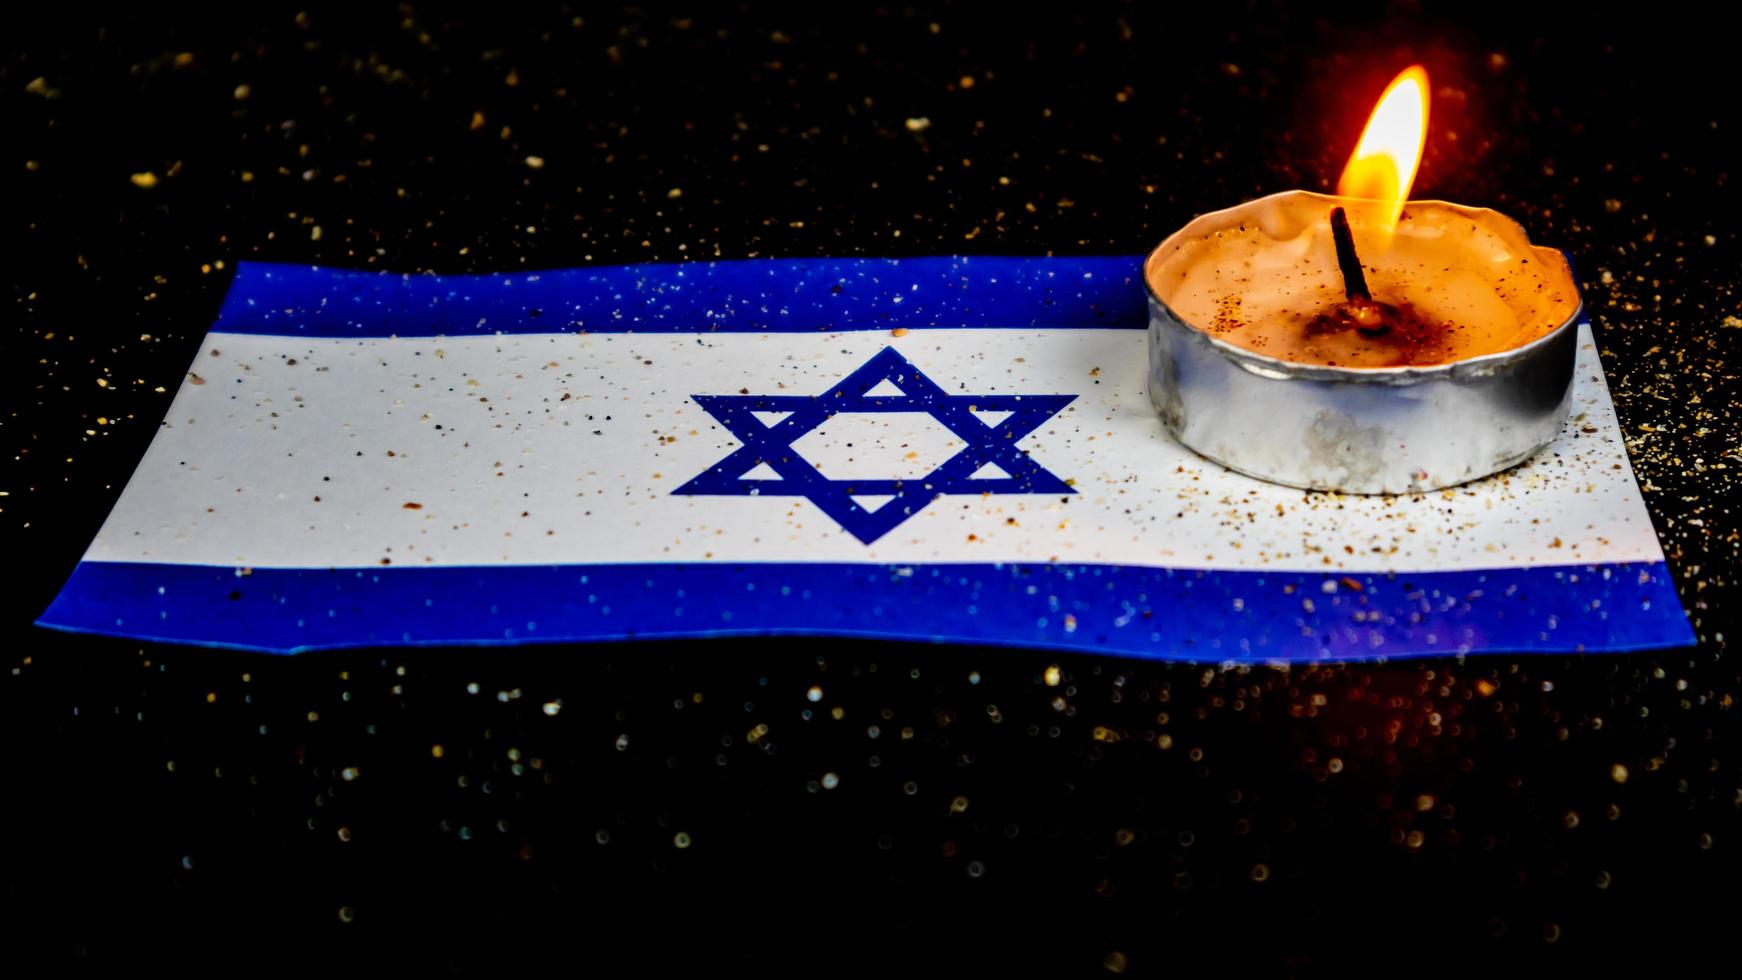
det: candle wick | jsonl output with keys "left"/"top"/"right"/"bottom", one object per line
{"left": 1329, "top": 206, "right": 1371, "bottom": 303}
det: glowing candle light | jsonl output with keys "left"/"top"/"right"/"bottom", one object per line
{"left": 1143, "top": 65, "right": 1584, "bottom": 493}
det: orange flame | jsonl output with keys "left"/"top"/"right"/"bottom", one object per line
{"left": 1336, "top": 65, "right": 1430, "bottom": 247}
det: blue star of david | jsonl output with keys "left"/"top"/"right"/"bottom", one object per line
{"left": 674, "top": 347, "right": 1077, "bottom": 543}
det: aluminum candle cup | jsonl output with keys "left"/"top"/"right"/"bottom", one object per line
{"left": 1144, "top": 190, "right": 1583, "bottom": 495}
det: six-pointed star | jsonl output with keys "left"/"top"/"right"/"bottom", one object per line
{"left": 674, "top": 347, "right": 1076, "bottom": 543}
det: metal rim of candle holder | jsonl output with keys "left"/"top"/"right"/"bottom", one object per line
{"left": 1144, "top": 192, "right": 1584, "bottom": 495}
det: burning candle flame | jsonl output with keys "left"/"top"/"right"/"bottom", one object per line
{"left": 1336, "top": 65, "right": 1430, "bottom": 248}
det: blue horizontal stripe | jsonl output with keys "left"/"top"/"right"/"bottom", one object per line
{"left": 212, "top": 257, "right": 1148, "bottom": 337}
{"left": 38, "top": 560, "right": 1694, "bottom": 659}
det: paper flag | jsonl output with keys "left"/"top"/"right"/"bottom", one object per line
{"left": 39, "top": 257, "right": 1692, "bottom": 659}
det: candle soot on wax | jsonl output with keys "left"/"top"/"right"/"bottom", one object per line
{"left": 1304, "top": 205, "right": 1446, "bottom": 365}
{"left": 1146, "top": 192, "right": 1579, "bottom": 369}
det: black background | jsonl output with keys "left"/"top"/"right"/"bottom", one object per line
{"left": 4, "top": 2, "right": 1737, "bottom": 974}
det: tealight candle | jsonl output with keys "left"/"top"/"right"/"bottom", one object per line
{"left": 1145, "top": 66, "right": 1583, "bottom": 494}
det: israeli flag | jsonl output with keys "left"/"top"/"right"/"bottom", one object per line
{"left": 39, "top": 258, "right": 1691, "bottom": 659}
